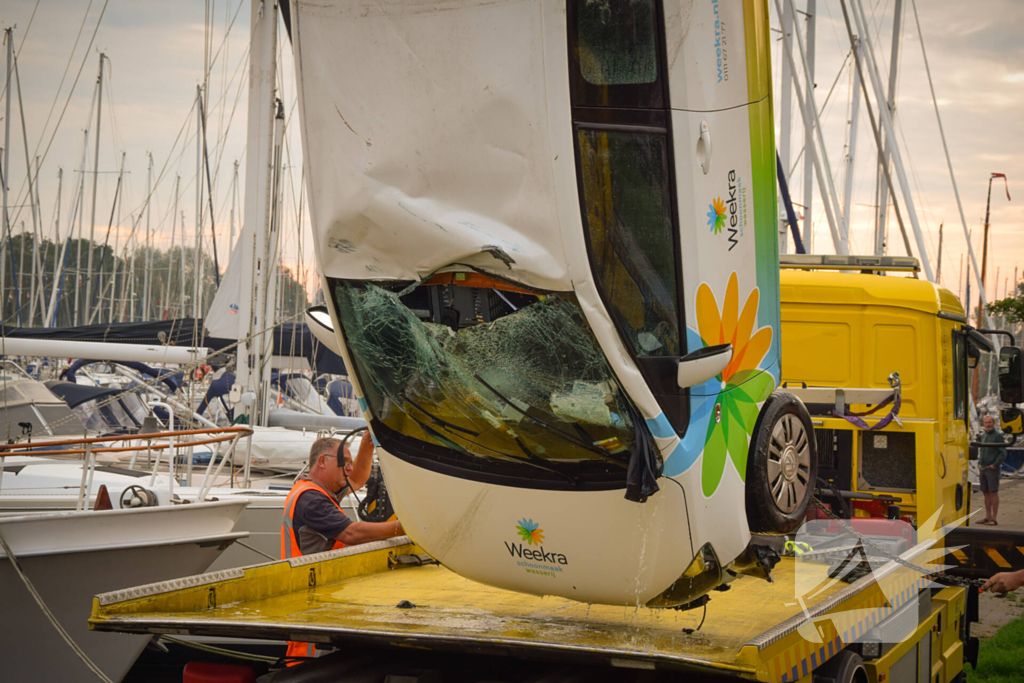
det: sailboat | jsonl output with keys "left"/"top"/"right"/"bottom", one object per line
{"left": 0, "top": 431, "right": 250, "bottom": 681}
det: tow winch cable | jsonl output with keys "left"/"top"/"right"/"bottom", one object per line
{"left": 158, "top": 635, "right": 280, "bottom": 664}
{"left": 0, "top": 526, "right": 115, "bottom": 682}
{"left": 236, "top": 540, "right": 277, "bottom": 562}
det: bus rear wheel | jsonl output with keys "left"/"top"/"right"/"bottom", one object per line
{"left": 746, "top": 390, "right": 817, "bottom": 534}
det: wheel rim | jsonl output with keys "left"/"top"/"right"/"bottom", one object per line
{"left": 766, "top": 413, "right": 811, "bottom": 514}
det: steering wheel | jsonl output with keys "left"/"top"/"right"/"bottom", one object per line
{"left": 119, "top": 485, "right": 159, "bottom": 509}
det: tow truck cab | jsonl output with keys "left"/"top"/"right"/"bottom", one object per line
{"left": 778, "top": 256, "right": 972, "bottom": 525}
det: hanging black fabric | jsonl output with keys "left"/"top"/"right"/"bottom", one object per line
{"left": 624, "top": 399, "right": 662, "bottom": 503}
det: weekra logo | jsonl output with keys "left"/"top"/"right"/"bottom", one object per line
{"left": 706, "top": 198, "right": 726, "bottom": 234}
{"left": 505, "top": 518, "right": 568, "bottom": 567}
{"left": 515, "top": 518, "right": 544, "bottom": 545}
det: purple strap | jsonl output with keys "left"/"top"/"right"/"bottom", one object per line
{"left": 832, "top": 386, "right": 902, "bottom": 431}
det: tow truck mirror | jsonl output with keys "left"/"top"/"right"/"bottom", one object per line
{"left": 967, "top": 344, "right": 980, "bottom": 370}
{"left": 1001, "top": 408, "right": 1024, "bottom": 435}
{"left": 998, "top": 346, "right": 1024, "bottom": 404}
{"left": 677, "top": 344, "right": 733, "bottom": 389}
{"left": 967, "top": 328, "right": 995, "bottom": 353}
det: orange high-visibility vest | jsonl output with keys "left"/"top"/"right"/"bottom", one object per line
{"left": 280, "top": 479, "right": 347, "bottom": 560}
{"left": 281, "top": 478, "right": 346, "bottom": 665}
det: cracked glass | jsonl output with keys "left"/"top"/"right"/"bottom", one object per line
{"left": 333, "top": 280, "right": 638, "bottom": 485}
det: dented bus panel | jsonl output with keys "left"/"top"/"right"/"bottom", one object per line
{"left": 292, "top": 0, "right": 788, "bottom": 607}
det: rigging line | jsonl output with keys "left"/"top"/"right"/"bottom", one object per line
{"left": 204, "top": 46, "right": 249, "bottom": 228}
{"left": 0, "top": 0, "right": 40, "bottom": 101}
{"left": 785, "top": 48, "right": 852, "bottom": 181}
{"left": 0, "top": 161, "right": 24, "bottom": 325}
{"left": 3, "top": 0, "right": 110, "bottom": 234}
{"left": 16, "top": 0, "right": 95, "bottom": 190}
{"left": 197, "top": 91, "right": 221, "bottom": 286}
{"left": 103, "top": 63, "right": 128, "bottom": 185}
{"left": 894, "top": 107, "right": 940, "bottom": 267}
{"left": 85, "top": 157, "right": 125, "bottom": 322}
{"left": 208, "top": 47, "right": 250, "bottom": 202}
{"left": 206, "top": 41, "right": 250, "bottom": 135}
{"left": 206, "top": 0, "right": 246, "bottom": 90}
{"left": 0, "top": 526, "right": 115, "bottom": 683}
{"left": 119, "top": 98, "right": 198, "bottom": 221}
{"left": 2, "top": 0, "right": 110, "bottom": 235}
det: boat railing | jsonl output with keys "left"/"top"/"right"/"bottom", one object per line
{"left": 0, "top": 426, "right": 254, "bottom": 510}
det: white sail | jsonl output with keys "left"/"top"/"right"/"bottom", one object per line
{"left": 205, "top": 232, "right": 250, "bottom": 340}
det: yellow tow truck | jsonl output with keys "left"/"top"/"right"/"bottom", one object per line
{"left": 89, "top": 256, "right": 1024, "bottom": 683}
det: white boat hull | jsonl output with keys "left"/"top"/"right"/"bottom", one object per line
{"left": 0, "top": 500, "right": 248, "bottom": 682}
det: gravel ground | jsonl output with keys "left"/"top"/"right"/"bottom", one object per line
{"left": 970, "top": 477, "right": 1024, "bottom": 637}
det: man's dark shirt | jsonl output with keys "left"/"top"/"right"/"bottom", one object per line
{"left": 292, "top": 479, "right": 353, "bottom": 555}
{"left": 978, "top": 429, "right": 1008, "bottom": 470}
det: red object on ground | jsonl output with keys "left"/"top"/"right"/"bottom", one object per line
{"left": 182, "top": 662, "right": 256, "bottom": 683}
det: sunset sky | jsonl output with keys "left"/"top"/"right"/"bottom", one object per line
{"left": 1, "top": 0, "right": 1021, "bottom": 317}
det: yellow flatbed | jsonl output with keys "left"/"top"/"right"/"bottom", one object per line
{"left": 90, "top": 537, "right": 964, "bottom": 682}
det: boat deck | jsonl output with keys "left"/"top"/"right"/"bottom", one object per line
{"left": 90, "top": 537, "right": 932, "bottom": 681}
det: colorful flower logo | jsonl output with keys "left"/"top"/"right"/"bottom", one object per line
{"left": 515, "top": 518, "right": 545, "bottom": 545}
{"left": 706, "top": 198, "right": 726, "bottom": 234}
{"left": 693, "top": 272, "right": 774, "bottom": 497}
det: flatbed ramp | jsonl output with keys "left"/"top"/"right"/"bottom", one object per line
{"left": 91, "top": 537, "right": 960, "bottom": 682}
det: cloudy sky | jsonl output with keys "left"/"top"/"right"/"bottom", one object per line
{"left": 1, "top": 0, "right": 1022, "bottom": 318}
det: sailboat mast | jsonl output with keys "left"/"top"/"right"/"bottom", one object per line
{"left": 143, "top": 152, "right": 153, "bottom": 320}
{"left": 106, "top": 151, "right": 126, "bottom": 324}
{"left": 164, "top": 175, "right": 180, "bottom": 319}
{"left": 260, "top": 99, "right": 286, "bottom": 426}
{"left": 73, "top": 130, "right": 87, "bottom": 325}
{"left": 128, "top": 213, "right": 137, "bottom": 321}
{"left": 84, "top": 53, "right": 105, "bottom": 322}
{"left": 34, "top": 157, "right": 47, "bottom": 320}
{"left": 235, "top": 0, "right": 280, "bottom": 427}
{"left": 194, "top": 86, "right": 203, "bottom": 320}
{"left": 777, "top": 0, "right": 793, "bottom": 253}
{"left": 180, "top": 209, "right": 186, "bottom": 318}
{"left": 873, "top": 0, "right": 904, "bottom": 256}
{"left": 1, "top": 28, "right": 12, "bottom": 322}
{"left": 801, "top": 0, "right": 816, "bottom": 252}
{"left": 843, "top": 36, "right": 862, "bottom": 238}
{"left": 45, "top": 167, "right": 65, "bottom": 327}
{"left": 14, "top": 52, "right": 42, "bottom": 325}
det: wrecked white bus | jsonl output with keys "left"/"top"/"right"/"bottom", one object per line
{"left": 296, "top": 0, "right": 809, "bottom": 607}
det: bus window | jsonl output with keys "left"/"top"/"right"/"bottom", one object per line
{"left": 569, "top": 0, "right": 665, "bottom": 109}
{"left": 577, "top": 126, "right": 679, "bottom": 358}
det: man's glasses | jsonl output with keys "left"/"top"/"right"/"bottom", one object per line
{"left": 336, "top": 448, "right": 353, "bottom": 468}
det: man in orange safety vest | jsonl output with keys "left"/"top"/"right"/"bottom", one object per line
{"left": 281, "top": 433, "right": 405, "bottom": 663}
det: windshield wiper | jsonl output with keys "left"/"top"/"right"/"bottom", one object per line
{"left": 473, "top": 374, "right": 627, "bottom": 466}
{"left": 407, "top": 412, "right": 577, "bottom": 485}
{"left": 512, "top": 436, "right": 579, "bottom": 485}
{"left": 404, "top": 395, "right": 480, "bottom": 437}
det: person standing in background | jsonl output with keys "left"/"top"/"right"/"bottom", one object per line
{"left": 978, "top": 415, "right": 1007, "bottom": 525}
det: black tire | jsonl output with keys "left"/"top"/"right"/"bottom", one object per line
{"left": 746, "top": 390, "right": 818, "bottom": 534}
{"left": 813, "top": 650, "right": 868, "bottom": 683}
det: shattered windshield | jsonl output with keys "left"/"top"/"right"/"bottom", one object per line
{"left": 332, "top": 279, "right": 640, "bottom": 488}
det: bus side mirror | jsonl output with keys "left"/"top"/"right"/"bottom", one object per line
{"left": 305, "top": 305, "right": 344, "bottom": 356}
{"left": 998, "top": 346, "right": 1024, "bottom": 405}
{"left": 677, "top": 344, "right": 733, "bottom": 389}
{"left": 1001, "top": 408, "right": 1024, "bottom": 435}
